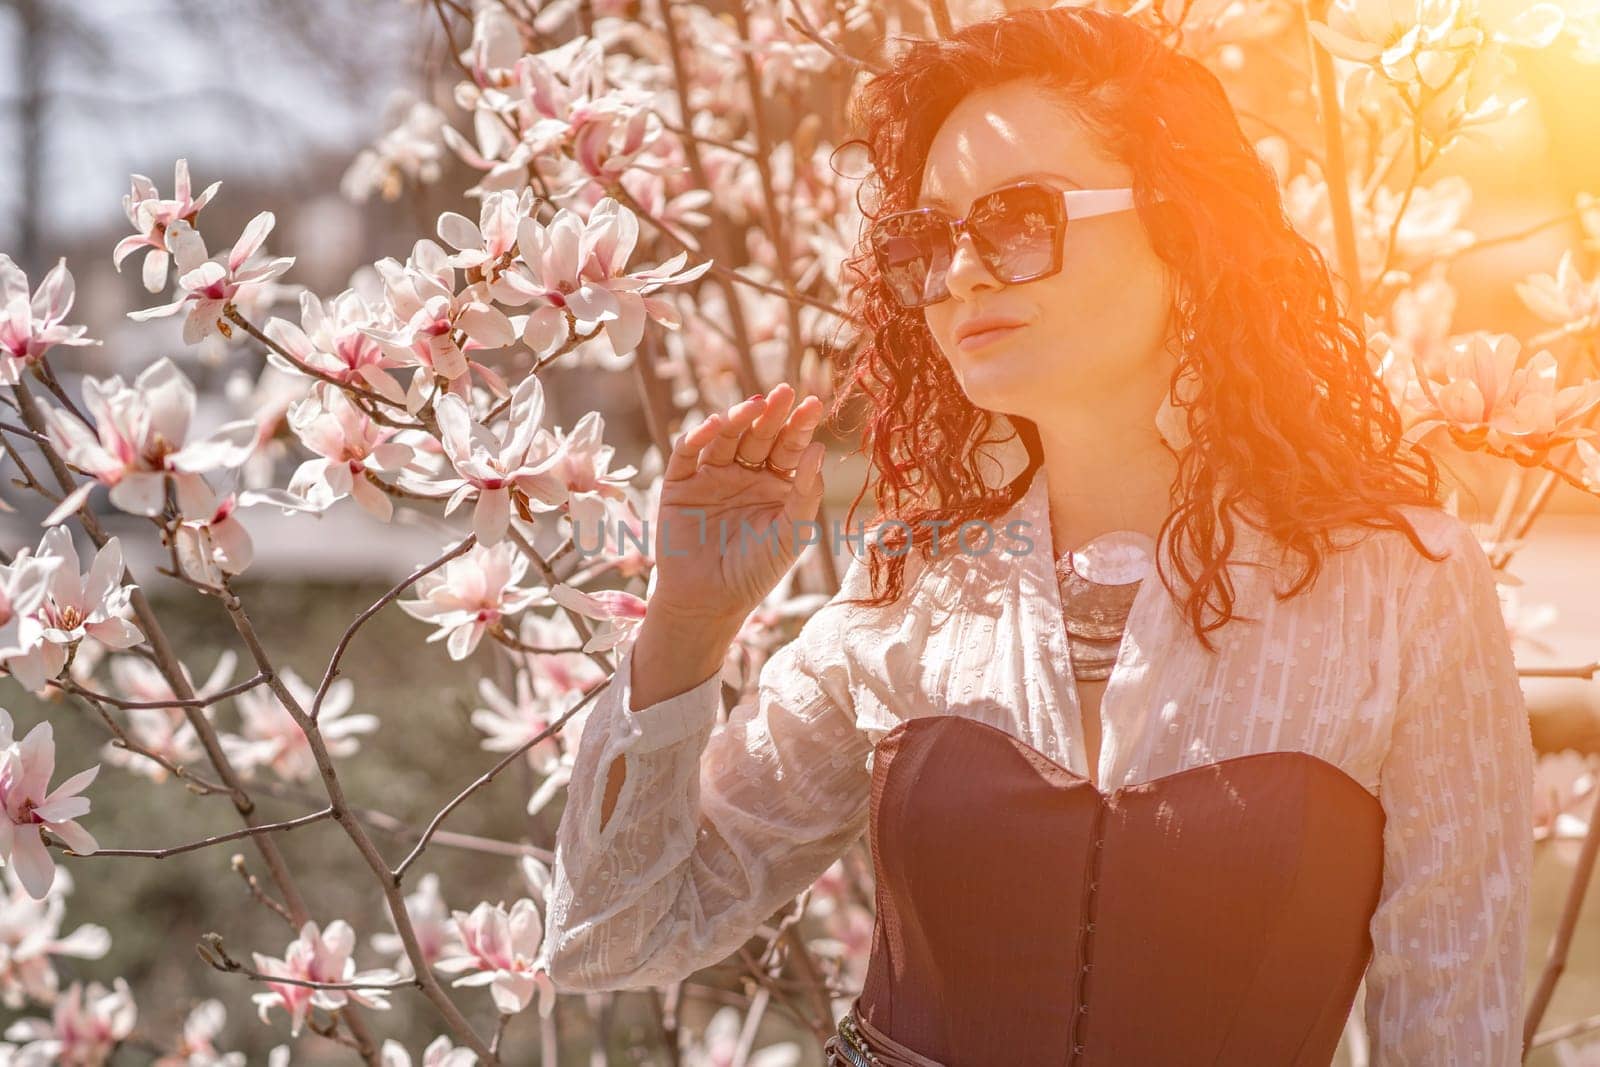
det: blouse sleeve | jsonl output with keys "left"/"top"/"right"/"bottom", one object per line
{"left": 1363, "top": 514, "right": 1535, "bottom": 1066}
{"left": 534, "top": 552, "right": 877, "bottom": 993}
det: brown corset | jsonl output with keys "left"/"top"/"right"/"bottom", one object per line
{"left": 830, "top": 714, "right": 1386, "bottom": 1067}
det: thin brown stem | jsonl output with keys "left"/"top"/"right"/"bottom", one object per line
{"left": 62, "top": 807, "right": 335, "bottom": 858}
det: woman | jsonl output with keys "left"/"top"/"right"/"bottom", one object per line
{"left": 535, "top": 8, "right": 1534, "bottom": 1065}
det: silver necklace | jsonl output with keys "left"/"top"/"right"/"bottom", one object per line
{"left": 1054, "top": 531, "right": 1155, "bottom": 682}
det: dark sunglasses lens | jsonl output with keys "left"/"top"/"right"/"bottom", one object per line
{"left": 873, "top": 213, "right": 952, "bottom": 308}
{"left": 970, "top": 185, "right": 1061, "bottom": 281}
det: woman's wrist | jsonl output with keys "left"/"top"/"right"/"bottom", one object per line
{"left": 625, "top": 607, "right": 741, "bottom": 712}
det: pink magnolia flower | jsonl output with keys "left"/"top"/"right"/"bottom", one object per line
{"left": 559, "top": 481, "right": 656, "bottom": 587}
{"left": 396, "top": 541, "right": 547, "bottom": 660}
{"left": 112, "top": 158, "right": 222, "bottom": 293}
{"left": 264, "top": 289, "right": 409, "bottom": 406}
{"left": 472, "top": 649, "right": 602, "bottom": 817}
{"left": 127, "top": 212, "right": 294, "bottom": 343}
{"left": 434, "top": 374, "right": 563, "bottom": 545}
{"left": 1517, "top": 250, "right": 1600, "bottom": 328}
{"left": 443, "top": 34, "right": 599, "bottom": 194}
{"left": 0, "top": 866, "right": 111, "bottom": 1010}
{"left": 369, "top": 872, "right": 462, "bottom": 980}
{"left": 515, "top": 409, "right": 637, "bottom": 552}
{"left": 568, "top": 97, "right": 666, "bottom": 193}
{"left": 286, "top": 384, "right": 417, "bottom": 521}
{"left": 342, "top": 95, "right": 450, "bottom": 204}
{"left": 40, "top": 355, "right": 259, "bottom": 519}
{"left": 171, "top": 488, "right": 322, "bottom": 587}
{"left": 0, "top": 256, "right": 100, "bottom": 385}
{"left": 97, "top": 652, "right": 236, "bottom": 784}
{"left": 251, "top": 920, "right": 398, "bottom": 1038}
{"left": 361, "top": 239, "right": 515, "bottom": 407}
{"left": 436, "top": 188, "right": 534, "bottom": 287}
{"left": 379, "top": 1034, "right": 478, "bottom": 1067}
{"left": 150, "top": 999, "right": 246, "bottom": 1067}
{"left": 491, "top": 197, "right": 708, "bottom": 360}
{"left": 471, "top": 670, "right": 564, "bottom": 774}
{"left": 0, "top": 710, "right": 100, "bottom": 900}
{"left": 3, "top": 527, "right": 143, "bottom": 695}
{"left": 547, "top": 583, "right": 646, "bottom": 654}
{"left": 0, "top": 554, "right": 64, "bottom": 665}
{"left": 2, "top": 976, "right": 135, "bottom": 1065}
{"left": 436, "top": 899, "right": 556, "bottom": 1017}
{"left": 1405, "top": 332, "right": 1600, "bottom": 461}
{"left": 219, "top": 668, "right": 377, "bottom": 783}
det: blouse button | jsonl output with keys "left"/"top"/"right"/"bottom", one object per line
{"left": 1088, "top": 880, "right": 1100, "bottom": 892}
{"left": 1073, "top": 1044, "right": 1085, "bottom": 1054}
{"left": 1085, "top": 921, "right": 1096, "bottom": 933}
{"left": 1082, "top": 962, "right": 1093, "bottom": 973}
{"left": 1078, "top": 1003, "right": 1090, "bottom": 1015}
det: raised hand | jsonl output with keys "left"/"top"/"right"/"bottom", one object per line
{"left": 646, "top": 382, "right": 829, "bottom": 631}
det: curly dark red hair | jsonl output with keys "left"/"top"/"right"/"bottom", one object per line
{"left": 824, "top": 6, "right": 1447, "bottom": 652}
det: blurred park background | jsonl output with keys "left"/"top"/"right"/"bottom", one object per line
{"left": 2, "top": 0, "right": 1600, "bottom": 1062}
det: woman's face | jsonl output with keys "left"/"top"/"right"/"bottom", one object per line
{"left": 917, "top": 80, "right": 1178, "bottom": 422}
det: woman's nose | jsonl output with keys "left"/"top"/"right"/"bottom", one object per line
{"left": 942, "top": 230, "right": 1002, "bottom": 302}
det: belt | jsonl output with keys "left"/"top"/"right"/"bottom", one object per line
{"left": 824, "top": 999, "right": 948, "bottom": 1067}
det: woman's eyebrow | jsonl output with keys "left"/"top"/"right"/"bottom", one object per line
{"left": 917, "top": 170, "right": 1085, "bottom": 211}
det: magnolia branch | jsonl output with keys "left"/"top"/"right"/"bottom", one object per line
{"left": 58, "top": 807, "right": 335, "bottom": 859}
{"left": 393, "top": 678, "right": 605, "bottom": 881}
{"left": 251, "top": 777, "right": 554, "bottom": 863}
{"left": 54, "top": 673, "right": 270, "bottom": 710}
{"left": 223, "top": 305, "right": 424, "bottom": 432}
{"left": 55, "top": 684, "right": 231, "bottom": 797}
{"left": 198, "top": 932, "right": 421, "bottom": 994}
{"left": 215, "top": 577, "right": 498, "bottom": 1063}
{"left": 9, "top": 370, "right": 316, "bottom": 912}
{"left": 311, "top": 533, "right": 479, "bottom": 722}
{"left": 9, "top": 362, "right": 385, "bottom": 1064}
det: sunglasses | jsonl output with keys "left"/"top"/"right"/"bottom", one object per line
{"left": 869, "top": 180, "right": 1137, "bottom": 309}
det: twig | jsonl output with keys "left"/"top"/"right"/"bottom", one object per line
{"left": 248, "top": 777, "right": 554, "bottom": 862}
{"left": 60, "top": 807, "right": 335, "bottom": 858}
{"left": 231, "top": 854, "right": 298, "bottom": 929}
{"left": 54, "top": 673, "right": 269, "bottom": 710}
{"left": 782, "top": 3, "right": 883, "bottom": 75}
{"left": 223, "top": 305, "right": 424, "bottom": 431}
{"left": 9, "top": 370, "right": 317, "bottom": 923}
{"left": 216, "top": 583, "right": 497, "bottom": 1062}
{"left": 394, "top": 680, "right": 605, "bottom": 881}
{"left": 54, "top": 684, "right": 231, "bottom": 797}
{"left": 197, "top": 932, "right": 422, "bottom": 994}
{"left": 1524, "top": 780, "right": 1600, "bottom": 1052}
{"left": 312, "top": 533, "right": 478, "bottom": 722}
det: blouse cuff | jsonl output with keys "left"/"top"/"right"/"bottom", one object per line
{"left": 610, "top": 640, "right": 724, "bottom": 755}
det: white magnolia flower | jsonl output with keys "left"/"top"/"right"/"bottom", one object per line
{"left": 2, "top": 527, "right": 142, "bottom": 695}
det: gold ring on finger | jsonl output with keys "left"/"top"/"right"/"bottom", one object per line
{"left": 733, "top": 454, "right": 768, "bottom": 472}
{"left": 766, "top": 461, "right": 799, "bottom": 479}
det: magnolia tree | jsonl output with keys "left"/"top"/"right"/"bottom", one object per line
{"left": 3, "top": 0, "right": 1600, "bottom": 1063}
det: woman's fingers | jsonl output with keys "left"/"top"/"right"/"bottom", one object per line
{"left": 664, "top": 384, "right": 824, "bottom": 487}
{"left": 766, "top": 392, "right": 823, "bottom": 475}
{"left": 663, "top": 413, "right": 725, "bottom": 484}
{"left": 733, "top": 384, "right": 796, "bottom": 469}
{"left": 700, "top": 396, "right": 767, "bottom": 468}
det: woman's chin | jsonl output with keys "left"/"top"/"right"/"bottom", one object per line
{"left": 951, "top": 353, "right": 1037, "bottom": 406}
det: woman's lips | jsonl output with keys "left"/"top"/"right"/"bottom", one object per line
{"left": 957, "top": 322, "right": 1025, "bottom": 352}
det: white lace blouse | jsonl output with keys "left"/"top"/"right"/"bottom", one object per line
{"left": 535, "top": 464, "right": 1534, "bottom": 1067}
